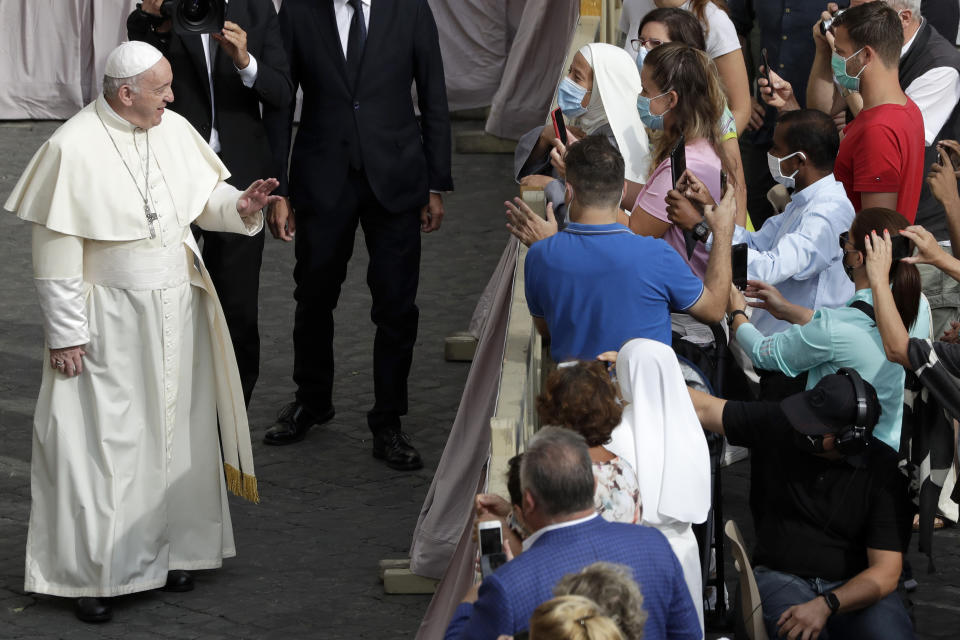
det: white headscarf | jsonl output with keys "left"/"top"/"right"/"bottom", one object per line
{"left": 607, "top": 339, "right": 711, "bottom": 526}
{"left": 575, "top": 43, "right": 651, "bottom": 184}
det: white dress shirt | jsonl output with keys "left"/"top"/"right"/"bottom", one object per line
{"left": 334, "top": 0, "right": 372, "bottom": 57}
{"left": 901, "top": 18, "right": 960, "bottom": 146}
{"left": 725, "top": 175, "right": 856, "bottom": 336}
{"left": 201, "top": 0, "right": 259, "bottom": 153}
{"left": 521, "top": 513, "right": 599, "bottom": 552}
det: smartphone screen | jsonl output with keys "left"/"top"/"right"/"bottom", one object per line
{"left": 551, "top": 108, "right": 568, "bottom": 146}
{"left": 478, "top": 524, "right": 503, "bottom": 556}
{"left": 732, "top": 243, "right": 748, "bottom": 291}
{"left": 670, "top": 134, "right": 686, "bottom": 190}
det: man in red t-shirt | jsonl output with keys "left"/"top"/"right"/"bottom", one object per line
{"left": 830, "top": 3, "right": 925, "bottom": 222}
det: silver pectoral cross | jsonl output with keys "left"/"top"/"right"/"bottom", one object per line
{"left": 145, "top": 203, "right": 159, "bottom": 239}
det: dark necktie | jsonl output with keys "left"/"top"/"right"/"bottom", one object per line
{"left": 208, "top": 37, "right": 219, "bottom": 131}
{"left": 345, "top": 0, "right": 367, "bottom": 86}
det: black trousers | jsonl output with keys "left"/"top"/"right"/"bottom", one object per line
{"left": 292, "top": 167, "right": 421, "bottom": 435}
{"left": 195, "top": 226, "right": 265, "bottom": 407}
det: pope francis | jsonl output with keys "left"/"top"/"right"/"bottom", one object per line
{"left": 3, "top": 42, "right": 276, "bottom": 623}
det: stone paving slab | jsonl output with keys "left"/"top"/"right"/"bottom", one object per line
{"left": 1, "top": 118, "right": 959, "bottom": 639}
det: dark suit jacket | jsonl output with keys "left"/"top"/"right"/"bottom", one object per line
{"left": 443, "top": 516, "right": 702, "bottom": 640}
{"left": 269, "top": 0, "right": 454, "bottom": 213}
{"left": 127, "top": 0, "right": 293, "bottom": 188}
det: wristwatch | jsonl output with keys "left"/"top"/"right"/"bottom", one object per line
{"left": 692, "top": 218, "right": 711, "bottom": 243}
{"left": 820, "top": 592, "right": 840, "bottom": 616}
{"left": 727, "top": 309, "right": 748, "bottom": 328}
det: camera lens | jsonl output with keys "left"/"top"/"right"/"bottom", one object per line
{"left": 180, "top": 0, "right": 210, "bottom": 23}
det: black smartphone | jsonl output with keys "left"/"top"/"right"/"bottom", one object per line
{"left": 938, "top": 145, "right": 960, "bottom": 168}
{"left": 720, "top": 169, "right": 728, "bottom": 195}
{"left": 890, "top": 235, "right": 913, "bottom": 261}
{"left": 670, "top": 133, "right": 686, "bottom": 190}
{"left": 760, "top": 47, "right": 773, "bottom": 89}
{"left": 732, "top": 243, "right": 748, "bottom": 291}
{"left": 551, "top": 107, "right": 568, "bottom": 146}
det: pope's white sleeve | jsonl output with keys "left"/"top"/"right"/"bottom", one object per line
{"left": 195, "top": 182, "right": 264, "bottom": 235}
{"left": 31, "top": 224, "right": 88, "bottom": 349}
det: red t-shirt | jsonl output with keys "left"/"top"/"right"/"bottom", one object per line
{"left": 834, "top": 100, "right": 925, "bottom": 222}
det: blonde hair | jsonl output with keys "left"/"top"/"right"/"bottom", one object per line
{"left": 554, "top": 563, "right": 646, "bottom": 640}
{"left": 529, "top": 595, "right": 625, "bottom": 640}
{"left": 642, "top": 42, "right": 729, "bottom": 180}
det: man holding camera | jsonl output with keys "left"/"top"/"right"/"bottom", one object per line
{"left": 691, "top": 372, "right": 914, "bottom": 639}
{"left": 128, "top": 0, "right": 293, "bottom": 406}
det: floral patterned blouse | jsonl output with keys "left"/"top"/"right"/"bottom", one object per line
{"left": 593, "top": 456, "right": 641, "bottom": 525}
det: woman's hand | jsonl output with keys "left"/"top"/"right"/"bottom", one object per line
{"left": 49, "top": 345, "right": 86, "bottom": 377}
{"left": 864, "top": 230, "right": 893, "bottom": 287}
{"left": 744, "top": 280, "right": 789, "bottom": 319}
{"left": 900, "top": 225, "right": 945, "bottom": 267}
{"left": 506, "top": 199, "right": 558, "bottom": 247}
{"left": 549, "top": 139, "right": 568, "bottom": 179}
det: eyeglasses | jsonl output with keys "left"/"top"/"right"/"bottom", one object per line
{"left": 630, "top": 37, "right": 664, "bottom": 52}
{"left": 838, "top": 231, "right": 858, "bottom": 254}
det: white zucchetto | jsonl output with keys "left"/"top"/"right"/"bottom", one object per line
{"left": 105, "top": 41, "right": 164, "bottom": 79}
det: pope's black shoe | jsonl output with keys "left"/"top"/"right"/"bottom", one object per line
{"left": 263, "top": 402, "right": 335, "bottom": 445}
{"left": 75, "top": 597, "right": 111, "bottom": 623}
{"left": 162, "top": 570, "right": 194, "bottom": 593}
{"left": 372, "top": 430, "right": 423, "bottom": 470}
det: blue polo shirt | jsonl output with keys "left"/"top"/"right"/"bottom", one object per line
{"left": 524, "top": 222, "right": 705, "bottom": 361}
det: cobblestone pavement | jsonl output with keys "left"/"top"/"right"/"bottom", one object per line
{"left": 1, "top": 119, "right": 959, "bottom": 639}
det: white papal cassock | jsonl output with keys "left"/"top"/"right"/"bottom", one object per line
{"left": 3, "top": 95, "right": 260, "bottom": 597}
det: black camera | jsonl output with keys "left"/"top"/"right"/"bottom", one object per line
{"left": 160, "top": 0, "right": 225, "bottom": 35}
{"left": 820, "top": 7, "right": 846, "bottom": 35}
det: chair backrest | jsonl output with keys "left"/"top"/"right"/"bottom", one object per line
{"left": 724, "top": 520, "right": 768, "bottom": 640}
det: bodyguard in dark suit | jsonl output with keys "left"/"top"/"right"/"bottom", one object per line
{"left": 128, "top": 0, "right": 293, "bottom": 406}
{"left": 263, "top": 0, "right": 453, "bottom": 470}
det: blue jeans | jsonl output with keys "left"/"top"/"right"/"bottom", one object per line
{"left": 753, "top": 566, "right": 915, "bottom": 639}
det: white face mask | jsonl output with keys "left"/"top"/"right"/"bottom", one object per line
{"left": 766, "top": 151, "right": 806, "bottom": 189}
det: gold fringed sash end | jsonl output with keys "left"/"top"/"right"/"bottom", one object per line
{"left": 224, "top": 464, "right": 260, "bottom": 503}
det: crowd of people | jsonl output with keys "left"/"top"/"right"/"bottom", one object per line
{"left": 4, "top": 0, "right": 960, "bottom": 637}
{"left": 455, "top": 1, "right": 960, "bottom": 639}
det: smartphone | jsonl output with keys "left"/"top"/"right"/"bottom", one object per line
{"left": 720, "top": 169, "right": 728, "bottom": 195}
{"left": 732, "top": 243, "right": 748, "bottom": 291}
{"left": 760, "top": 47, "right": 773, "bottom": 89}
{"left": 478, "top": 520, "right": 507, "bottom": 578}
{"left": 551, "top": 107, "right": 568, "bottom": 146}
{"left": 938, "top": 145, "right": 960, "bottom": 168}
{"left": 890, "top": 234, "right": 913, "bottom": 261}
{"left": 670, "top": 133, "right": 686, "bottom": 190}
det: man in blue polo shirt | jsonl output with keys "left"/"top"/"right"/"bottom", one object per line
{"left": 524, "top": 135, "right": 736, "bottom": 361}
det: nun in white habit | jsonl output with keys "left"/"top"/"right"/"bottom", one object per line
{"left": 513, "top": 42, "right": 651, "bottom": 226}
{"left": 607, "top": 338, "right": 711, "bottom": 636}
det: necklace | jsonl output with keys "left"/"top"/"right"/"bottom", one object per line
{"left": 96, "top": 107, "right": 160, "bottom": 239}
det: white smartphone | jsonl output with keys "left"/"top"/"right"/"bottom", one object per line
{"left": 477, "top": 520, "right": 503, "bottom": 556}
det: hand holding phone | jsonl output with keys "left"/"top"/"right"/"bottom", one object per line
{"left": 551, "top": 108, "right": 568, "bottom": 146}
{"left": 759, "top": 48, "right": 773, "bottom": 90}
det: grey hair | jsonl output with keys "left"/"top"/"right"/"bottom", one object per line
{"left": 554, "top": 562, "right": 648, "bottom": 640}
{"left": 520, "top": 426, "right": 595, "bottom": 517}
{"left": 884, "top": 0, "right": 921, "bottom": 18}
{"left": 102, "top": 72, "right": 144, "bottom": 99}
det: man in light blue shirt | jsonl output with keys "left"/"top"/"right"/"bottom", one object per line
{"left": 723, "top": 109, "right": 855, "bottom": 335}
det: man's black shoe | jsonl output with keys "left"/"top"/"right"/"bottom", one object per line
{"left": 75, "top": 597, "right": 111, "bottom": 623}
{"left": 372, "top": 431, "right": 423, "bottom": 470}
{"left": 263, "top": 402, "right": 335, "bottom": 445}
{"left": 162, "top": 570, "right": 194, "bottom": 592}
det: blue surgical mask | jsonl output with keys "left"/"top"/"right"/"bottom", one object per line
{"left": 831, "top": 48, "right": 866, "bottom": 92}
{"left": 635, "top": 46, "right": 648, "bottom": 72}
{"left": 637, "top": 91, "right": 671, "bottom": 130}
{"left": 558, "top": 77, "right": 590, "bottom": 118}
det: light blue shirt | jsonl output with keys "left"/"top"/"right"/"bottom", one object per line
{"left": 733, "top": 175, "right": 856, "bottom": 335}
{"left": 737, "top": 288, "right": 931, "bottom": 451}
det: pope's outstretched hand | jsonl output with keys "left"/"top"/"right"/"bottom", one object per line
{"left": 237, "top": 178, "right": 282, "bottom": 217}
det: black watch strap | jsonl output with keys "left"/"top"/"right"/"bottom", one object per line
{"left": 821, "top": 592, "right": 840, "bottom": 615}
{"left": 727, "top": 309, "right": 748, "bottom": 327}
